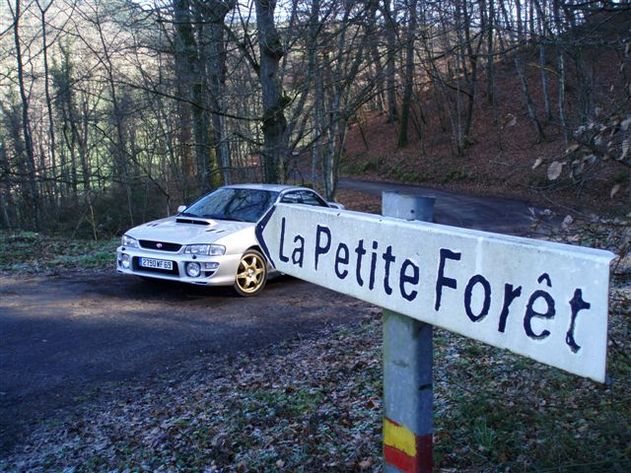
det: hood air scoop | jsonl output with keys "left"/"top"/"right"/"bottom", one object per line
{"left": 175, "top": 217, "right": 214, "bottom": 225}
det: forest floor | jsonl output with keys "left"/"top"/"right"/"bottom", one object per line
{"left": 340, "top": 112, "right": 630, "bottom": 219}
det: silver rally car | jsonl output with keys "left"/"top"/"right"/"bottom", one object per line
{"left": 116, "top": 184, "right": 342, "bottom": 296}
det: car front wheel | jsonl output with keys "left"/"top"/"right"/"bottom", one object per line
{"left": 234, "top": 249, "right": 268, "bottom": 296}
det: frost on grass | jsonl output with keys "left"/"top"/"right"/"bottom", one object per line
{"left": 3, "top": 288, "right": 629, "bottom": 472}
{"left": 0, "top": 232, "right": 119, "bottom": 275}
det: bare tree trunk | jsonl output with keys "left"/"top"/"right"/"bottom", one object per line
{"left": 461, "top": 0, "right": 482, "bottom": 144}
{"left": 1, "top": 100, "right": 27, "bottom": 222}
{"left": 515, "top": 55, "right": 545, "bottom": 142}
{"left": 0, "top": 139, "right": 11, "bottom": 228}
{"left": 515, "top": 0, "right": 524, "bottom": 40}
{"left": 366, "top": 0, "right": 386, "bottom": 112}
{"left": 309, "top": 0, "right": 323, "bottom": 187}
{"left": 382, "top": 0, "right": 399, "bottom": 122}
{"left": 532, "top": 0, "right": 553, "bottom": 121}
{"left": 552, "top": 0, "right": 569, "bottom": 144}
{"left": 193, "top": 5, "right": 215, "bottom": 191}
{"left": 203, "top": 1, "right": 236, "bottom": 186}
{"left": 10, "top": 0, "right": 40, "bottom": 229}
{"left": 55, "top": 44, "right": 93, "bottom": 196}
{"left": 482, "top": 0, "right": 496, "bottom": 105}
{"left": 255, "top": 0, "right": 288, "bottom": 183}
{"left": 36, "top": 0, "right": 58, "bottom": 208}
{"left": 174, "top": 0, "right": 212, "bottom": 192}
{"left": 170, "top": 3, "right": 195, "bottom": 191}
{"left": 398, "top": 0, "right": 418, "bottom": 147}
{"left": 539, "top": 43, "right": 552, "bottom": 120}
{"left": 558, "top": 50, "right": 569, "bottom": 144}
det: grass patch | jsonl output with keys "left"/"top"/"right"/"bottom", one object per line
{"left": 0, "top": 231, "right": 118, "bottom": 274}
{"left": 440, "top": 168, "right": 471, "bottom": 183}
{"left": 433, "top": 318, "right": 631, "bottom": 472}
{"left": 341, "top": 155, "right": 385, "bottom": 175}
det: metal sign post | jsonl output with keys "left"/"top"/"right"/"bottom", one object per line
{"left": 382, "top": 192, "right": 434, "bottom": 472}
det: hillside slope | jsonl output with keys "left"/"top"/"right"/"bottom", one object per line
{"left": 342, "top": 39, "right": 629, "bottom": 217}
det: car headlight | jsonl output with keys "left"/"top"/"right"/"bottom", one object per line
{"left": 122, "top": 234, "right": 138, "bottom": 248}
{"left": 184, "top": 244, "right": 226, "bottom": 256}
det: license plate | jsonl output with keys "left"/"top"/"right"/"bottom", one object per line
{"left": 139, "top": 257, "right": 173, "bottom": 270}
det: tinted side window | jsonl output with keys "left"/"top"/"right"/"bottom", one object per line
{"left": 299, "top": 191, "right": 327, "bottom": 206}
{"left": 281, "top": 191, "right": 327, "bottom": 207}
{"left": 280, "top": 192, "right": 301, "bottom": 204}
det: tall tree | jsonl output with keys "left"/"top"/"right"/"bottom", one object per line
{"left": 199, "top": 0, "right": 236, "bottom": 185}
{"left": 8, "top": 0, "right": 40, "bottom": 229}
{"left": 398, "top": 0, "right": 418, "bottom": 147}
{"left": 36, "top": 0, "right": 59, "bottom": 206}
{"left": 174, "top": 0, "right": 213, "bottom": 192}
{"left": 382, "top": 0, "right": 399, "bottom": 122}
{"left": 255, "top": 0, "right": 288, "bottom": 183}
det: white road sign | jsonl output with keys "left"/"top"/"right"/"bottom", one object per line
{"left": 256, "top": 204, "right": 615, "bottom": 382}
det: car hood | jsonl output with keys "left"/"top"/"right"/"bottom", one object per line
{"left": 126, "top": 216, "right": 253, "bottom": 245}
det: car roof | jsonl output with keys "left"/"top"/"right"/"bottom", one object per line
{"left": 222, "top": 183, "right": 316, "bottom": 194}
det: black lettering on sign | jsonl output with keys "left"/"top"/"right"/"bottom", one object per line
{"left": 524, "top": 273, "right": 555, "bottom": 340}
{"left": 399, "top": 259, "right": 420, "bottom": 302}
{"left": 382, "top": 245, "right": 396, "bottom": 296}
{"left": 369, "top": 241, "right": 379, "bottom": 290}
{"left": 335, "top": 243, "right": 350, "bottom": 280}
{"left": 279, "top": 217, "right": 289, "bottom": 263}
{"left": 354, "top": 240, "right": 367, "bottom": 287}
{"left": 566, "top": 289, "right": 590, "bottom": 353}
{"left": 464, "top": 275, "right": 491, "bottom": 322}
{"left": 498, "top": 284, "right": 523, "bottom": 333}
{"left": 292, "top": 235, "right": 305, "bottom": 267}
{"left": 314, "top": 225, "right": 331, "bottom": 270}
{"left": 435, "top": 249, "right": 462, "bottom": 311}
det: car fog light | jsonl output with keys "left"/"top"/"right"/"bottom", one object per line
{"left": 121, "top": 254, "right": 131, "bottom": 269}
{"left": 204, "top": 262, "right": 219, "bottom": 270}
{"left": 186, "top": 262, "right": 202, "bottom": 278}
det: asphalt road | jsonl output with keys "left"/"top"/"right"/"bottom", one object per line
{"left": 339, "top": 178, "right": 540, "bottom": 235}
{"left": 0, "top": 179, "right": 544, "bottom": 453}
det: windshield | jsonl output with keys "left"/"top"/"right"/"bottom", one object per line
{"left": 182, "top": 188, "right": 279, "bottom": 223}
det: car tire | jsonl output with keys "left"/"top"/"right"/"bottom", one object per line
{"left": 233, "top": 249, "right": 268, "bottom": 297}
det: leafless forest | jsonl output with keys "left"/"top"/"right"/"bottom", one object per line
{"left": 1, "top": 0, "right": 629, "bottom": 237}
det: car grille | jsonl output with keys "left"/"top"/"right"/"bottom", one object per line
{"left": 139, "top": 240, "right": 182, "bottom": 252}
{"left": 132, "top": 257, "right": 179, "bottom": 276}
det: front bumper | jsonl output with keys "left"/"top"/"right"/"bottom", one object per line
{"left": 116, "top": 246, "right": 241, "bottom": 286}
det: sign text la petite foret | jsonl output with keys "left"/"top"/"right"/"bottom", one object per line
{"left": 256, "top": 204, "right": 615, "bottom": 382}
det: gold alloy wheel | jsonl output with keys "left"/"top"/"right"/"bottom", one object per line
{"left": 234, "top": 250, "right": 268, "bottom": 296}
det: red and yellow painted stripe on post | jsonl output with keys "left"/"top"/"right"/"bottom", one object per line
{"left": 383, "top": 417, "right": 432, "bottom": 473}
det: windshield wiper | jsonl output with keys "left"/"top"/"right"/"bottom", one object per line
{"left": 179, "top": 212, "right": 200, "bottom": 218}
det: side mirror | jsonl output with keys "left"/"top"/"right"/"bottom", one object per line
{"left": 177, "top": 205, "right": 187, "bottom": 214}
{"left": 328, "top": 202, "right": 345, "bottom": 210}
